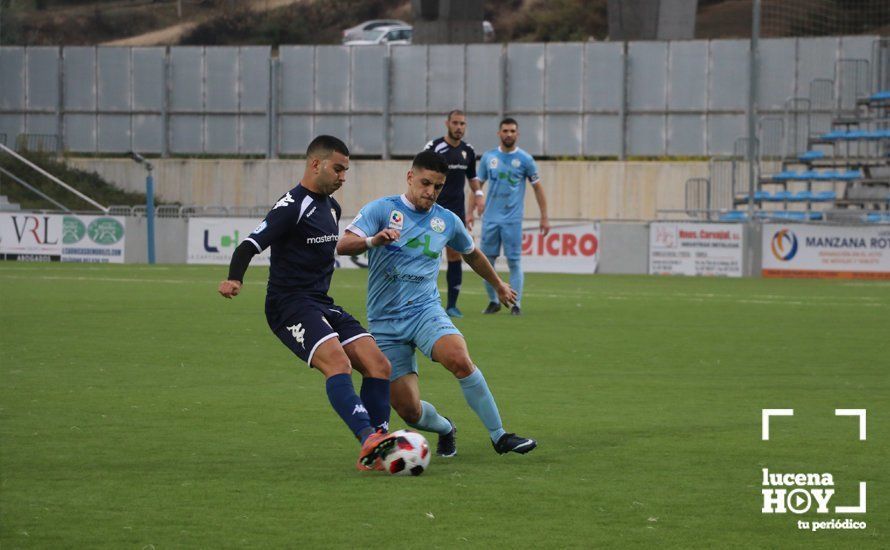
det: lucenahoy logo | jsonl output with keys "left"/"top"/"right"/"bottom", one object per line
{"left": 771, "top": 228, "right": 798, "bottom": 261}
{"left": 87, "top": 218, "right": 124, "bottom": 245}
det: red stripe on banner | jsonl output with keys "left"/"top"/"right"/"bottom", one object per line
{"left": 762, "top": 269, "right": 890, "bottom": 280}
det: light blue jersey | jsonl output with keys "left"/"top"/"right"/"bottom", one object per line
{"left": 347, "top": 195, "right": 474, "bottom": 322}
{"left": 476, "top": 147, "right": 540, "bottom": 224}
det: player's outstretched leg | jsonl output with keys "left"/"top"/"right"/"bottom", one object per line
{"left": 507, "top": 258, "right": 524, "bottom": 315}
{"left": 432, "top": 335, "right": 536, "bottom": 455}
{"left": 482, "top": 255, "right": 502, "bottom": 314}
{"left": 311, "top": 339, "right": 394, "bottom": 470}
{"left": 391, "top": 374, "right": 456, "bottom": 456}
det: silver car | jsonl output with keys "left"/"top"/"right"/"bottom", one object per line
{"left": 342, "top": 19, "right": 409, "bottom": 44}
{"left": 343, "top": 25, "right": 413, "bottom": 46}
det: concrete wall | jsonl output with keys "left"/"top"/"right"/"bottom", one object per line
{"left": 68, "top": 157, "right": 709, "bottom": 221}
{"left": 599, "top": 222, "right": 649, "bottom": 274}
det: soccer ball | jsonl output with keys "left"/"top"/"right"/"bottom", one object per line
{"left": 383, "top": 430, "right": 431, "bottom": 476}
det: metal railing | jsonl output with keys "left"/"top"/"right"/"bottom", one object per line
{"left": 107, "top": 204, "right": 269, "bottom": 218}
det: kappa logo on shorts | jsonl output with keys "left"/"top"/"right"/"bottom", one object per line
{"left": 287, "top": 323, "right": 306, "bottom": 348}
{"left": 352, "top": 404, "right": 368, "bottom": 415}
{"left": 430, "top": 217, "right": 446, "bottom": 233}
{"left": 389, "top": 210, "right": 404, "bottom": 230}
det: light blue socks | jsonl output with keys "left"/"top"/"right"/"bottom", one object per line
{"left": 458, "top": 367, "right": 506, "bottom": 442}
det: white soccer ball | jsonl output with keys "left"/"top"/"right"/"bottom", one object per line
{"left": 383, "top": 429, "right": 431, "bottom": 476}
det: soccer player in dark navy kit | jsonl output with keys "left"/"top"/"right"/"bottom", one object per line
{"left": 218, "top": 135, "right": 398, "bottom": 471}
{"left": 423, "top": 110, "right": 484, "bottom": 318}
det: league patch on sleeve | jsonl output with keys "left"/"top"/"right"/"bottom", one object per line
{"left": 389, "top": 210, "right": 404, "bottom": 230}
{"left": 252, "top": 220, "right": 267, "bottom": 234}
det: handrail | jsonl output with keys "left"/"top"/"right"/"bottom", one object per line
{"left": 0, "top": 143, "right": 108, "bottom": 213}
{"left": 0, "top": 166, "right": 70, "bottom": 212}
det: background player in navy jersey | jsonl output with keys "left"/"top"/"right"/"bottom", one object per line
{"left": 218, "top": 135, "right": 398, "bottom": 471}
{"left": 477, "top": 118, "right": 550, "bottom": 316}
{"left": 337, "top": 151, "right": 537, "bottom": 457}
{"left": 423, "top": 110, "right": 484, "bottom": 318}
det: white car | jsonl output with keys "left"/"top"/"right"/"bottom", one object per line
{"left": 343, "top": 25, "right": 413, "bottom": 46}
{"left": 342, "top": 19, "right": 409, "bottom": 44}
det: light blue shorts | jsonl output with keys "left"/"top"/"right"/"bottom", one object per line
{"left": 480, "top": 221, "right": 523, "bottom": 260}
{"left": 370, "top": 305, "right": 462, "bottom": 381}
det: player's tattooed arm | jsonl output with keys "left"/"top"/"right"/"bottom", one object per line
{"left": 462, "top": 248, "right": 517, "bottom": 307}
{"left": 337, "top": 228, "right": 400, "bottom": 255}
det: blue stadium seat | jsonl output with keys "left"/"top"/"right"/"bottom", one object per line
{"left": 771, "top": 170, "right": 797, "bottom": 181}
{"left": 820, "top": 130, "right": 847, "bottom": 141}
{"left": 792, "top": 190, "right": 814, "bottom": 201}
{"left": 839, "top": 170, "right": 863, "bottom": 180}
{"left": 813, "top": 190, "right": 837, "bottom": 201}
{"left": 719, "top": 210, "right": 747, "bottom": 222}
{"left": 770, "top": 190, "right": 793, "bottom": 201}
{"left": 865, "top": 212, "right": 890, "bottom": 223}
{"left": 807, "top": 212, "right": 824, "bottom": 221}
{"left": 769, "top": 211, "right": 808, "bottom": 221}
{"left": 843, "top": 130, "right": 867, "bottom": 140}
{"left": 743, "top": 190, "right": 771, "bottom": 201}
{"left": 870, "top": 91, "right": 890, "bottom": 101}
{"left": 799, "top": 150, "right": 825, "bottom": 162}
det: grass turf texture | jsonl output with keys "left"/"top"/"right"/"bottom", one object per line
{"left": 0, "top": 263, "right": 887, "bottom": 548}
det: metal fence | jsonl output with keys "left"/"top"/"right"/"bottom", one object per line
{"left": 0, "top": 36, "right": 882, "bottom": 159}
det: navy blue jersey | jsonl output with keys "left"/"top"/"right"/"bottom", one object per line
{"left": 245, "top": 184, "right": 341, "bottom": 304}
{"left": 424, "top": 137, "right": 477, "bottom": 211}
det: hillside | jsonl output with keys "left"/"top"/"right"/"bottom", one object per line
{"left": 1, "top": 0, "right": 888, "bottom": 46}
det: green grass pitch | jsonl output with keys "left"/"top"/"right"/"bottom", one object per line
{"left": 1, "top": 263, "right": 887, "bottom": 548}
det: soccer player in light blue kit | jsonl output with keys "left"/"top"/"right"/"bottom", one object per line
{"left": 337, "top": 151, "right": 537, "bottom": 456}
{"left": 474, "top": 117, "right": 550, "bottom": 316}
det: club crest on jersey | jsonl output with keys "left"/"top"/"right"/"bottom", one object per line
{"left": 512, "top": 158, "right": 521, "bottom": 168}
{"left": 330, "top": 208, "right": 337, "bottom": 223}
{"left": 389, "top": 210, "right": 404, "bottom": 230}
{"left": 489, "top": 157, "right": 498, "bottom": 169}
{"left": 430, "top": 217, "right": 446, "bottom": 233}
{"left": 461, "top": 150, "right": 467, "bottom": 160}
{"left": 273, "top": 191, "right": 294, "bottom": 210}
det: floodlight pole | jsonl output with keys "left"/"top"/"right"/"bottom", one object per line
{"left": 131, "top": 152, "right": 156, "bottom": 265}
{"left": 746, "top": 0, "right": 761, "bottom": 276}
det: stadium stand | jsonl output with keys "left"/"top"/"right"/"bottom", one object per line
{"left": 700, "top": 76, "right": 888, "bottom": 223}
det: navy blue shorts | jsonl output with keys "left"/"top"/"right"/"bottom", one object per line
{"left": 266, "top": 297, "right": 371, "bottom": 367}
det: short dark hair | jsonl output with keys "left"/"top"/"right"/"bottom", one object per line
{"left": 412, "top": 150, "right": 448, "bottom": 175}
{"left": 499, "top": 117, "right": 518, "bottom": 128}
{"left": 447, "top": 109, "right": 465, "bottom": 120}
{"left": 306, "top": 135, "right": 349, "bottom": 159}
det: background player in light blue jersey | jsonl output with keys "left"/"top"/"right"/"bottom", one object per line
{"left": 337, "top": 151, "right": 537, "bottom": 457}
{"left": 474, "top": 117, "right": 550, "bottom": 316}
